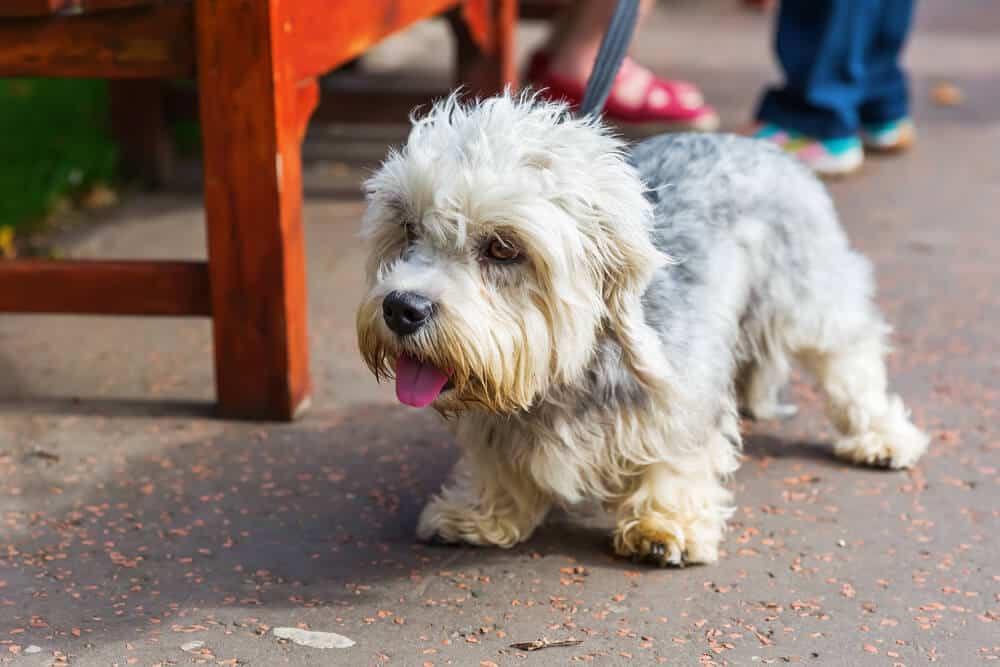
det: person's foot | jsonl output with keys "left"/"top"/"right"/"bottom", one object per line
{"left": 861, "top": 117, "right": 915, "bottom": 153}
{"left": 527, "top": 51, "right": 719, "bottom": 132}
{"left": 754, "top": 123, "right": 863, "bottom": 177}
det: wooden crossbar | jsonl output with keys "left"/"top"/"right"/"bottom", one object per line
{"left": 0, "top": 1, "right": 195, "bottom": 78}
{"left": 0, "top": 260, "right": 211, "bottom": 316}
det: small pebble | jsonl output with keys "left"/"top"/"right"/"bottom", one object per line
{"left": 272, "top": 627, "right": 355, "bottom": 649}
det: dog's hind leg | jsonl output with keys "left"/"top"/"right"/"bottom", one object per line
{"left": 797, "top": 329, "right": 928, "bottom": 469}
{"left": 416, "top": 446, "right": 551, "bottom": 548}
{"left": 739, "top": 351, "right": 798, "bottom": 421}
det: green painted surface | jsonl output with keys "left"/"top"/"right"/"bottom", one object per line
{"left": 0, "top": 78, "right": 117, "bottom": 230}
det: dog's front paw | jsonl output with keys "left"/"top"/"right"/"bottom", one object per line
{"left": 417, "top": 497, "right": 525, "bottom": 548}
{"left": 614, "top": 514, "right": 720, "bottom": 568}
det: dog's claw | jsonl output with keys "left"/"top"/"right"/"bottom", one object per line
{"left": 645, "top": 541, "right": 685, "bottom": 568}
{"left": 423, "top": 533, "right": 457, "bottom": 547}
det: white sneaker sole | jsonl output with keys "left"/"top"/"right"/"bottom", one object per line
{"left": 862, "top": 122, "right": 916, "bottom": 153}
{"left": 806, "top": 147, "right": 865, "bottom": 178}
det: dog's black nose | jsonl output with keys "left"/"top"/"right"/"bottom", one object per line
{"left": 382, "top": 291, "right": 434, "bottom": 336}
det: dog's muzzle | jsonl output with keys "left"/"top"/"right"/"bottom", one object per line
{"left": 382, "top": 290, "right": 434, "bottom": 336}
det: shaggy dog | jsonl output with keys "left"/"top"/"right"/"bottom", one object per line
{"left": 356, "top": 93, "right": 928, "bottom": 566}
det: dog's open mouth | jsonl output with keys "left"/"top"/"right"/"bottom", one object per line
{"left": 395, "top": 353, "right": 453, "bottom": 408}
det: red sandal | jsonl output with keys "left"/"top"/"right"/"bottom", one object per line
{"left": 526, "top": 51, "right": 719, "bottom": 132}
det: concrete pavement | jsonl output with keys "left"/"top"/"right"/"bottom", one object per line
{"left": 1, "top": 1, "right": 997, "bottom": 664}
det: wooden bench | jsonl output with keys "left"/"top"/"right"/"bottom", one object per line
{"left": 0, "top": 0, "right": 517, "bottom": 420}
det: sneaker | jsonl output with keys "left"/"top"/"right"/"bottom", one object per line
{"left": 754, "top": 123, "right": 864, "bottom": 177}
{"left": 861, "top": 117, "right": 915, "bottom": 153}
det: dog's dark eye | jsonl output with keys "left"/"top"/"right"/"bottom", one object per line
{"left": 485, "top": 236, "right": 520, "bottom": 263}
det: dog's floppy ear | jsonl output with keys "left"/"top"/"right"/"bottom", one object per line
{"left": 536, "top": 106, "right": 676, "bottom": 399}
{"left": 595, "top": 213, "right": 674, "bottom": 398}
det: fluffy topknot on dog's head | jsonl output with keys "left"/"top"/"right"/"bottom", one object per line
{"left": 366, "top": 90, "right": 660, "bottom": 269}
{"left": 357, "top": 91, "right": 669, "bottom": 414}
{"left": 405, "top": 89, "right": 626, "bottom": 177}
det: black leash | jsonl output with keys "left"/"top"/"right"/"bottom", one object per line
{"left": 578, "top": 0, "right": 641, "bottom": 118}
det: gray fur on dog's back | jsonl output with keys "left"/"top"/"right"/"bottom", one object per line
{"left": 632, "top": 132, "right": 848, "bottom": 282}
{"left": 627, "top": 133, "right": 877, "bottom": 424}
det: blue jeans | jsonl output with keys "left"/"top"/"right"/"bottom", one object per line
{"left": 756, "top": 0, "right": 915, "bottom": 139}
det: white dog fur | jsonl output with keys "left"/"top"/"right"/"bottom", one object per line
{"left": 356, "top": 92, "right": 928, "bottom": 566}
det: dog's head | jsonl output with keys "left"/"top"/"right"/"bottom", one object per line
{"left": 357, "top": 92, "right": 666, "bottom": 414}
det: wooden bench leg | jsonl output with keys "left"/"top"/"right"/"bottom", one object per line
{"left": 451, "top": 0, "right": 519, "bottom": 96}
{"left": 195, "top": 0, "right": 314, "bottom": 420}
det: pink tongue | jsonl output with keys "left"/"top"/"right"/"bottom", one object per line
{"left": 395, "top": 354, "right": 451, "bottom": 408}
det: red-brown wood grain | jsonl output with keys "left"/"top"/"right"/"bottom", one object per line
{"left": 0, "top": 260, "right": 211, "bottom": 316}
{"left": 0, "top": 1, "right": 194, "bottom": 78}
{"left": 0, "top": 0, "right": 75, "bottom": 16}
{"left": 452, "top": 0, "right": 518, "bottom": 95}
{"left": 195, "top": 0, "right": 312, "bottom": 421}
{"left": 462, "top": 0, "right": 495, "bottom": 53}
{"left": 462, "top": 0, "right": 519, "bottom": 61}
{"left": 77, "top": 0, "right": 158, "bottom": 12}
{"left": 0, "top": 0, "right": 157, "bottom": 17}
{"left": 286, "top": 0, "right": 460, "bottom": 81}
